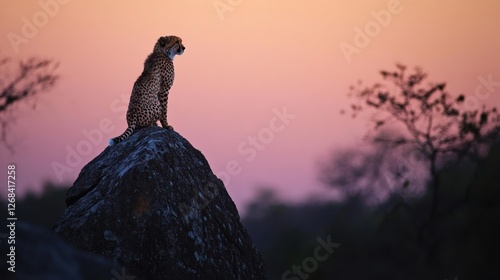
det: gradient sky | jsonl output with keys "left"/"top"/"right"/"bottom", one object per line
{"left": 1, "top": 0, "right": 499, "bottom": 213}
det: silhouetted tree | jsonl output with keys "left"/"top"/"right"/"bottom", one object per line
{"left": 245, "top": 140, "right": 500, "bottom": 279}
{"left": 326, "top": 64, "right": 500, "bottom": 272}
{"left": 319, "top": 129, "right": 428, "bottom": 203}
{"left": 0, "top": 56, "right": 59, "bottom": 151}
{"left": 0, "top": 182, "right": 68, "bottom": 229}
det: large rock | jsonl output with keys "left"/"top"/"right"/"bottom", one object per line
{"left": 53, "top": 126, "right": 266, "bottom": 279}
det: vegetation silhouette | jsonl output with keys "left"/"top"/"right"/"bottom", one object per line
{"left": 0, "top": 56, "right": 59, "bottom": 152}
{"left": 1, "top": 64, "right": 499, "bottom": 279}
{"left": 337, "top": 64, "right": 499, "bottom": 274}
{"left": 245, "top": 139, "right": 499, "bottom": 279}
{"left": 0, "top": 182, "right": 67, "bottom": 229}
{"left": 243, "top": 65, "right": 500, "bottom": 279}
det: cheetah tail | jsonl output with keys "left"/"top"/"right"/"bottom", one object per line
{"left": 108, "top": 126, "right": 135, "bottom": 146}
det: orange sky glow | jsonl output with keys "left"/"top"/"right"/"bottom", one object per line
{"left": 1, "top": 0, "right": 499, "bottom": 213}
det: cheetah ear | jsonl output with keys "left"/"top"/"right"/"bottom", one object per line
{"left": 159, "top": 37, "right": 168, "bottom": 47}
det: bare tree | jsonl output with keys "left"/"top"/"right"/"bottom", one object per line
{"left": 325, "top": 64, "right": 500, "bottom": 269}
{"left": 0, "top": 56, "right": 59, "bottom": 152}
{"left": 344, "top": 64, "right": 499, "bottom": 219}
{"left": 319, "top": 129, "right": 427, "bottom": 203}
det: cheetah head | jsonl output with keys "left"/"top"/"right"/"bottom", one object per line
{"left": 156, "top": 36, "right": 185, "bottom": 60}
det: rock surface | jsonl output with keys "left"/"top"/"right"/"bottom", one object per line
{"left": 53, "top": 126, "right": 266, "bottom": 279}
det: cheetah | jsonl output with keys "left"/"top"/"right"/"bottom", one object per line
{"left": 109, "top": 35, "right": 185, "bottom": 146}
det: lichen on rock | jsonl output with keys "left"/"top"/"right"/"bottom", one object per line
{"left": 54, "top": 126, "right": 266, "bottom": 280}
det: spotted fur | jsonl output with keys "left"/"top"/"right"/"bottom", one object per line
{"left": 109, "top": 36, "right": 185, "bottom": 146}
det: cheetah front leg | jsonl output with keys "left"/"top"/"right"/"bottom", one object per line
{"left": 159, "top": 89, "right": 173, "bottom": 131}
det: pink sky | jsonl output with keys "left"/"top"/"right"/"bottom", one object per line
{"left": 1, "top": 0, "right": 500, "bottom": 213}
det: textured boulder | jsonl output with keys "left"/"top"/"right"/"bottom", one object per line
{"left": 53, "top": 126, "right": 266, "bottom": 279}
